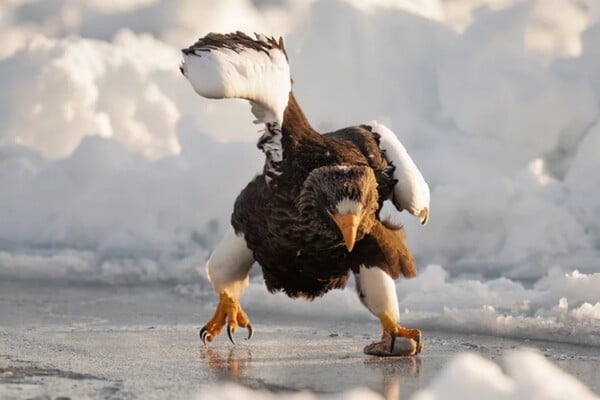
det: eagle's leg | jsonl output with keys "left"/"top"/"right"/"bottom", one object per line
{"left": 202, "top": 227, "right": 255, "bottom": 345}
{"left": 355, "top": 265, "right": 423, "bottom": 354}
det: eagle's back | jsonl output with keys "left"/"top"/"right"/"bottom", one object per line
{"left": 276, "top": 125, "right": 396, "bottom": 198}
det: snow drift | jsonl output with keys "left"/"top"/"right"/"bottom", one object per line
{"left": 412, "top": 349, "right": 599, "bottom": 400}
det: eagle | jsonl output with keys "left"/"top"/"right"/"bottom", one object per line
{"left": 180, "top": 32, "right": 430, "bottom": 356}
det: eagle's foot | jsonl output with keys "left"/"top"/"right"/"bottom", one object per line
{"left": 363, "top": 334, "right": 418, "bottom": 357}
{"left": 200, "top": 292, "right": 253, "bottom": 345}
{"left": 380, "top": 312, "right": 423, "bottom": 354}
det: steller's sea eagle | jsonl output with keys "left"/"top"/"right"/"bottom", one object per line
{"left": 180, "top": 32, "right": 430, "bottom": 356}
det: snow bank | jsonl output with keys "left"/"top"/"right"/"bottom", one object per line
{"left": 396, "top": 265, "right": 600, "bottom": 346}
{"left": 438, "top": 3, "right": 596, "bottom": 155}
{"left": 441, "top": 0, "right": 593, "bottom": 59}
{"left": 0, "top": 133, "right": 260, "bottom": 282}
{"left": 0, "top": 30, "right": 181, "bottom": 158}
{"left": 0, "top": 0, "right": 599, "bottom": 342}
{"left": 412, "top": 349, "right": 599, "bottom": 400}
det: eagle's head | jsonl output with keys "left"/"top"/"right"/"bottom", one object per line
{"left": 299, "top": 165, "right": 379, "bottom": 252}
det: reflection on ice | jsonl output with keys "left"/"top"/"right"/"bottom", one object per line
{"left": 364, "top": 356, "right": 421, "bottom": 400}
{"left": 202, "top": 347, "right": 253, "bottom": 379}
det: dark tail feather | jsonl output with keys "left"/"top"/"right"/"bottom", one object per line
{"left": 371, "top": 221, "right": 417, "bottom": 279}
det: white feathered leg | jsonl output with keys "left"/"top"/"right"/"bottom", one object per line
{"left": 206, "top": 227, "right": 254, "bottom": 297}
{"left": 355, "top": 265, "right": 422, "bottom": 353}
{"left": 355, "top": 265, "right": 400, "bottom": 322}
{"left": 201, "top": 227, "right": 255, "bottom": 345}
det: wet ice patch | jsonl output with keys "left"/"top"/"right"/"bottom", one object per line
{"left": 194, "top": 349, "right": 599, "bottom": 400}
{"left": 195, "top": 383, "right": 382, "bottom": 400}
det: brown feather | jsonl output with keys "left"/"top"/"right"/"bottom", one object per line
{"left": 370, "top": 221, "right": 416, "bottom": 279}
{"left": 182, "top": 31, "right": 287, "bottom": 60}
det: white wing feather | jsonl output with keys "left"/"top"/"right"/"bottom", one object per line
{"left": 366, "top": 120, "right": 430, "bottom": 225}
{"left": 180, "top": 43, "right": 290, "bottom": 125}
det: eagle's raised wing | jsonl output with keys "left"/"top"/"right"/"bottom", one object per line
{"left": 180, "top": 32, "right": 290, "bottom": 125}
{"left": 180, "top": 32, "right": 292, "bottom": 182}
{"left": 364, "top": 121, "right": 430, "bottom": 225}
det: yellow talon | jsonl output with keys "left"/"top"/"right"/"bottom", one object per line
{"left": 200, "top": 292, "right": 253, "bottom": 345}
{"left": 379, "top": 312, "right": 423, "bottom": 353}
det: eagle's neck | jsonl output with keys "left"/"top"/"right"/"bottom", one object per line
{"left": 281, "top": 92, "right": 321, "bottom": 143}
{"left": 258, "top": 91, "right": 321, "bottom": 185}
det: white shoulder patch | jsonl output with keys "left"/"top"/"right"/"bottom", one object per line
{"left": 365, "top": 120, "right": 430, "bottom": 225}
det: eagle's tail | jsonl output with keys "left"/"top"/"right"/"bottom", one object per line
{"left": 180, "top": 32, "right": 291, "bottom": 125}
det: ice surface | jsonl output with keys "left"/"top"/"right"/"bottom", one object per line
{"left": 194, "top": 349, "right": 600, "bottom": 400}
{"left": 2, "top": 281, "right": 598, "bottom": 399}
{"left": 196, "top": 384, "right": 382, "bottom": 400}
{"left": 0, "top": 1, "right": 599, "bottom": 394}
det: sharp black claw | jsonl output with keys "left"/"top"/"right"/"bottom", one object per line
{"left": 390, "top": 331, "right": 396, "bottom": 354}
{"left": 245, "top": 323, "right": 253, "bottom": 341}
{"left": 227, "top": 324, "right": 236, "bottom": 345}
{"left": 200, "top": 327, "right": 209, "bottom": 345}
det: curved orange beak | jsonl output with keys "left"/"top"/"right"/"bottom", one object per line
{"left": 331, "top": 213, "right": 360, "bottom": 252}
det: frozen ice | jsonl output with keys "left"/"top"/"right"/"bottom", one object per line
{"left": 193, "top": 349, "right": 599, "bottom": 400}
{"left": 196, "top": 384, "right": 382, "bottom": 400}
